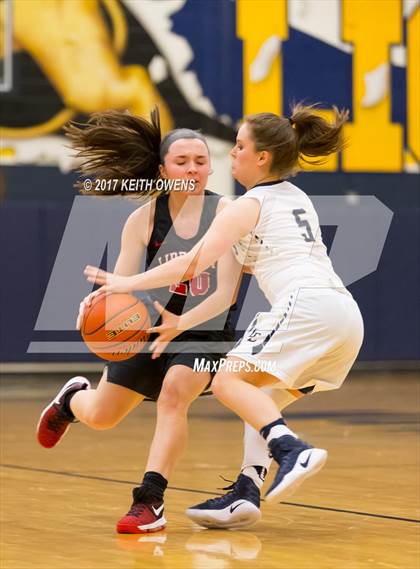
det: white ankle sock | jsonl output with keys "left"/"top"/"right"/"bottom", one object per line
{"left": 266, "top": 424, "right": 298, "bottom": 443}
{"left": 241, "top": 465, "right": 267, "bottom": 490}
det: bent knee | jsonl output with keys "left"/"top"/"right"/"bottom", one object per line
{"left": 210, "top": 373, "right": 230, "bottom": 399}
{"left": 157, "top": 378, "right": 196, "bottom": 412}
{"left": 157, "top": 386, "right": 190, "bottom": 413}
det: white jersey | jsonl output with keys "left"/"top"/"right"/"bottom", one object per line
{"left": 232, "top": 180, "right": 347, "bottom": 305}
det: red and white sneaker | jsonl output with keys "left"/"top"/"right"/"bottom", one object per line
{"left": 36, "top": 376, "right": 90, "bottom": 448}
{"left": 117, "top": 489, "right": 166, "bottom": 534}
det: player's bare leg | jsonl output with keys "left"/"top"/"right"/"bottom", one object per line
{"left": 117, "top": 365, "right": 210, "bottom": 534}
{"left": 36, "top": 368, "right": 143, "bottom": 448}
{"left": 146, "top": 366, "right": 210, "bottom": 478}
{"left": 69, "top": 368, "right": 144, "bottom": 428}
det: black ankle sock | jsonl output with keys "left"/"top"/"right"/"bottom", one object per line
{"left": 260, "top": 417, "right": 286, "bottom": 440}
{"left": 62, "top": 391, "right": 76, "bottom": 420}
{"left": 62, "top": 383, "right": 89, "bottom": 421}
{"left": 139, "top": 471, "right": 168, "bottom": 502}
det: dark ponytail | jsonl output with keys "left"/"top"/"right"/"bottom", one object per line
{"left": 64, "top": 108, "right": 161, "bottom": 196}
{"left": 245, "top": 102, "right": 348, "bottom": 177}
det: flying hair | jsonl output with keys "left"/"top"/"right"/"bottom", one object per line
{"left": 245, "top": 102, "right": 349, "bottom": 178}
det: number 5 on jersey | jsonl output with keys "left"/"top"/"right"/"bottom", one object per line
{"left": 293, "top": 209, "right": 315, "bottom": 242}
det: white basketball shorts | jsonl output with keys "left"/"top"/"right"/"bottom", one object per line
{"left": 228, "top": 287, "right": 364, "bottom": 392}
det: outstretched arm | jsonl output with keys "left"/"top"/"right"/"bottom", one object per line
{"left": 148, "top": 248, "right": 244, "bottom": 358}
{"left": 178, "top": 250, "right": 243, "bottom": 331}
{"left": 84, "top": 197, "right": 260, "bottom": 293}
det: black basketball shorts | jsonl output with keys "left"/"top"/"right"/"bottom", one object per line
{"left": 105, "top": 330, "right": 232, "bottom": 401}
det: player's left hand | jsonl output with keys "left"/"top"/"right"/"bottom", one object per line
{"left": 84, "top": 265, "right": 136, "bottom": 295}
{"left": 147, "top": 301, "right": 181, "bottom": 359}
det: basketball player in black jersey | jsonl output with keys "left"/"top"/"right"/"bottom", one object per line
{"left": 36, "top": 109, "right": 241, "bottom": 533}
{"left": 104, "top": 188, "right": 236, "bottom": 404}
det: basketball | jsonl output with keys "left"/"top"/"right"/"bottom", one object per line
{"left": 81, "top": 293, "right": 151, "bottom": 361}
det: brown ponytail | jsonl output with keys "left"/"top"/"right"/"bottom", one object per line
{"left": 64, "top": 108, "right": 161, "bottom": 196}
{"left": 290, "top": 102, "right": 348, "bottom": 165}
{"left": 245, "top": 102, "right": 348, "bottom": 177}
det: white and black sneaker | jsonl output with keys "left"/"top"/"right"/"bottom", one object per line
{"left": 265, "top": 435, "right": 327, "bottom": 502}
{"left": 186, "top": 474, "right": 261, "bottom": 529}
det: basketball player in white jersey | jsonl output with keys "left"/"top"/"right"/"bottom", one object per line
{"left": 85, "top": 103, "right": 364, "bottom": 530}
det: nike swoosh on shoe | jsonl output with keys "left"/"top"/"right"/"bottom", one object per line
{"left": 152, "top": 504, "right": 164, "bottom": 516}
{"left": 230, "top": 502, "right": 246, "bottom": 513}
{"left": 299, "top": 451, "right": 313, "bottom": 469}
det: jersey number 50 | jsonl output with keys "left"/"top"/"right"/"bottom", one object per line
{"left": 169, "top": 271, "right": 211, "bottom": 297}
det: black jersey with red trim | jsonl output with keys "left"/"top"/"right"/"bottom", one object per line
{"left": 145, "top": 190, "right": 235, "bottom": 335}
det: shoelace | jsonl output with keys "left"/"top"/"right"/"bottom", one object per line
{"left": 203, "top": 487, "right": 240, "bottom": 507}
{"left": 195, "top": 475, "right": 237, "bottom": 506}
{"left": 218, "top": 475, "right": 236, "bottom": 491}
{"left": 203, "top": 474, "right": 261, "bottom": 507}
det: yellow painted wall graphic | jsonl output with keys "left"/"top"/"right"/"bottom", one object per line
{"left": 0, "top": 0, "right": 418, "bottom": 173}
{"left": 236, "top": 0, "right": 417, "bottom": 173}
{"left": 237, "top": 0, "right": 287, "bottom": 116}
{"left": 342, "top": 0, "right": 403, "bottom": 172}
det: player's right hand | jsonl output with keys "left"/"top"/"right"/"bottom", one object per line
{"left": 76, "top": 292, "right": 96, "bottom": 330}
{"left": 147, "top": 301, "right": 181, "bottom": 359}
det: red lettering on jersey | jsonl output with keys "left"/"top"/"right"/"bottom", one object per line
{"left": 189, "top": 271, "right": 211, "bottom": 296}
{"left": 168, "top": 272, "right": 211, "bottom": 297}
{"left": 169, "top": 282, "right": 188, "bottom": 296}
